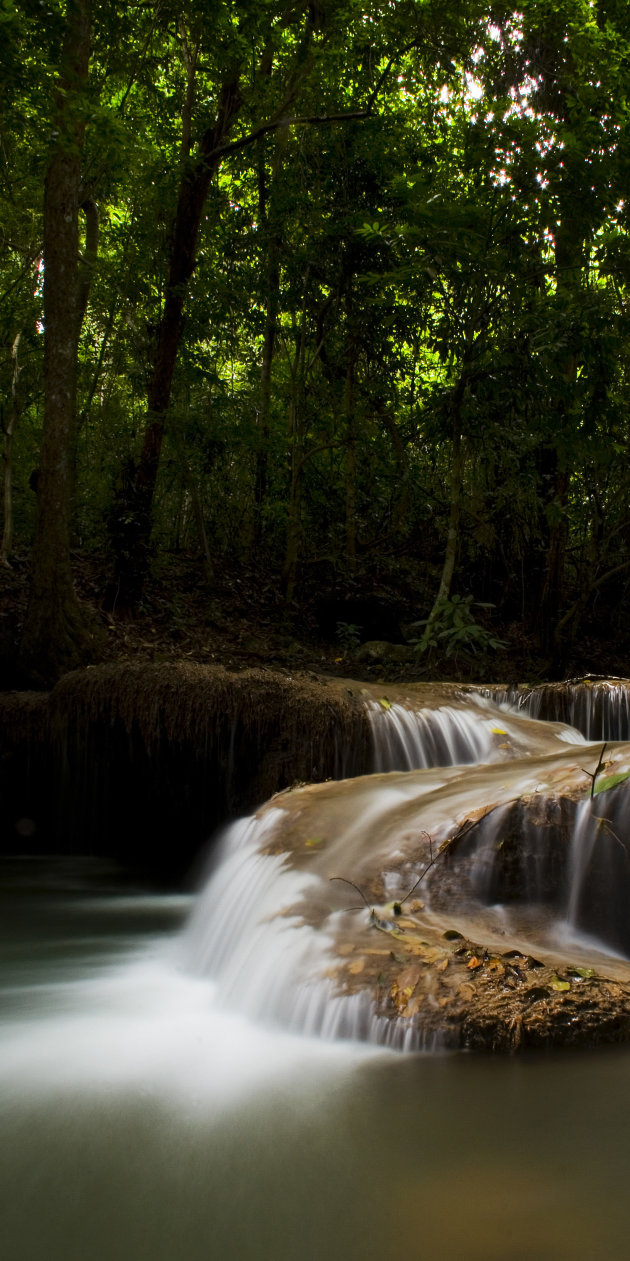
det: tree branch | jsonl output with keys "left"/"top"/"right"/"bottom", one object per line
{"left": 208, "top": 108, "right": 370, "bottom": 162}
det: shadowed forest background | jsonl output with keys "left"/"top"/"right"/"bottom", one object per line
{"left": 3, "top": 0, "right": 630, "bottom": 687}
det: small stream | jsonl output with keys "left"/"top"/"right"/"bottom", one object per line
{"left": 4, "top": 682, "right": 630, "bottom": 1259}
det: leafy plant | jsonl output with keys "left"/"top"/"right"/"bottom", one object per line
{"left": 335, "top": 621, "right": 362, "bottom": 653}
{"left": 410, "top": 596, "right": 506, "bottom": 658}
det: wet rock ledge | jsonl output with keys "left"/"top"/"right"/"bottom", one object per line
{"left": 0, "top": 663, "right": 388, "bottom": 873}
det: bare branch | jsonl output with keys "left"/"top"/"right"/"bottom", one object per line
{"left": 208, "top": 109, "right": 371, "bottom": 162}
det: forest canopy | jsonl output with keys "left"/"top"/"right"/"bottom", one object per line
{"left": 2, "top": 0, "right": 630, "bottom": 683}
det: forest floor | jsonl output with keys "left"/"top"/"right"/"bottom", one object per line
{"left": 0, "top": 548, "right": 625, "bottom": 688}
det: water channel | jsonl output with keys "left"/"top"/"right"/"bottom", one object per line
{"left": 3, "top": 684, "right": 630, "bottom": 1259}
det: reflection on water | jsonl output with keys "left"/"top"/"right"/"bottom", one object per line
{"left": 1, "top": 859, "right": 629, "bottom": 1261}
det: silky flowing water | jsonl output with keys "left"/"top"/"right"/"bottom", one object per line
{"left": 3, "top": 685, "right": 630, "bottom": 1259}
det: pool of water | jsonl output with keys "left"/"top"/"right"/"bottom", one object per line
{"left": 1, "top": 857, "right": 629, "bottom": 1261}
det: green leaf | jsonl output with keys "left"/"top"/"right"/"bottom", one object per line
{"left": 593, "top": 769, "right": 630, "bottom": 795}
{"left": 378, "top": 697, "right": 392, "bottom": 710}
{"left": 551, "top": 976, "right": 571, "bottom": 992}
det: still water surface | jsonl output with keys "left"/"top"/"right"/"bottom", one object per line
{"left": 1, "top": 857, "right": 629, "bottom": 1261}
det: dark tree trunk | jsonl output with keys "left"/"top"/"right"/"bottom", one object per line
{"left": 251, "top": 136, "right": 283, "bottom": 555}
{"left": 1, "top": 332, "right": 21, "bottom": 566}
{"left": 420, "top": 375, "right": 467, "bottom": 648}
{"left": 537, "top": 221, "right": 582, "bottom": 666}
{"left": 344, "top": 315, "right": 358, "bottom": 572}
{"left": 19, "top": 0, "right": 96, "bottom": 686}
{"left": 110, "top": 77, "right": 243, "bottom": 610}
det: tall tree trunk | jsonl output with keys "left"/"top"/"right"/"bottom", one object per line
{"left": 68, "top": 193, "right": 99, "bottom": 532}
{"left": 283, "top": 452, "right": 302, "bottom": 606}
{"left": 19, "top": 0, "right": 96, "bottom": 686}
{"left": 1, "top": 332, "right": 21, "bottom": 566}
{"left": 282, "top": 269, "right": 309, "bottom": 603}
{"left": 344, "top": 320, "right": 357, "bottom": 572}
{"left": 109, "top": 76, "right": 243, "bottom": 610}
{"left": 420, "top": 379, "right": 466, "bottom": 649}
{"left": 538, "top": 221, "right": 582, "bottom": 665}
{"left": 251, "top": 134, "right": 284, "bottom": 555}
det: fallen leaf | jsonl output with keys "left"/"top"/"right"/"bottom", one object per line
{"left": 551, "top": 975, "right": 571, "bottom": 992}
{"left": 378, "top": 697, "right": 392, "bottom": 710}
{"left": 348, "top": 958, "right": 365, "bottom": 975}
{"left": 397, "top": 965, "right": 422, "bottom": 991}
{"left": 467, "top": 956, "right": 483, "bottom": 970}
{"left": 304, "top": 836, "right": 324, "bottom": 848}
{"left": 486, "top": 958, "right": 505, "bottom": 976}
{"left": 391, "top": 980, "right": 416, "bottom": 1013}
{"left": 420, "top": 945, "right": 447, "bottom": 963}
{"left": 458, "top": 982, "right": 475, "bottom": 1001}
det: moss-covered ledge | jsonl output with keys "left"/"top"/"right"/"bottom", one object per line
{"left": 0, "top": 663, "right": 383, "bottom": 875}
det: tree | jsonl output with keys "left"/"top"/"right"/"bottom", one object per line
{"left": 19, "top": 0, "right": 97, "bottom": 684}
{"left": 109, "top": 0, "right": 376, "bottom": 608}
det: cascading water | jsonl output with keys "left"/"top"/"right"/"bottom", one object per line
{"left": 367, "top": 699, "right": 495, "bottom": 770}
{"left": 183, "top": 809, "right": 433, "bottom": 1050}
{"left": 481, "top": 679, "right": 630, "bottom": 741}
{"left": 182, "top": 684, "right": 630, "bottom": 1050}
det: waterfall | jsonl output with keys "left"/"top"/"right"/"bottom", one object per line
{"left": 182, "top": 814, "right": 429, "bottom": 1050}
{"left": 183, "top": 683, "right": 630, "bottom": 1050}
{"left": 368, "top": 701, "right": 494, "bottom": 770}
{"left": 368, "top": 692, "right": 587, "bottom": 772}
{"left": 481, "top": 680, "right": 630, "bottom": 742}
{"left": 564, "top": 792, "right": 630, "bottom": 956}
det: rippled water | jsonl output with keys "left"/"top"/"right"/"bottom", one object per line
{"left": 2, "top": 857, "right": 630, "bottom": 1261}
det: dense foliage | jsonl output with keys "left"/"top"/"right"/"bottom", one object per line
{"left": 3, "top": 0, "right": 630, "bottom": 680}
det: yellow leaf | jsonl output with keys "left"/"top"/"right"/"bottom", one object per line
{"left": 551, "top": 975, "right": 571, "bottom": 992}
{"left": 304, "top": 836, "right": 324, "bottom": 848}
{"left": 348, "top": 958, "right": 365, "bottom": 975}
{"left": 378, "top": 697, "right": 392, "bottom": 710}
{"left": 486, "top": 958, "right": 505, "bottom": 976}
{"left": 397, "top": 965, "right": 422, "bottom": 990}
{"left": 467, "top": 956, "right": 483, "bottom": 970}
